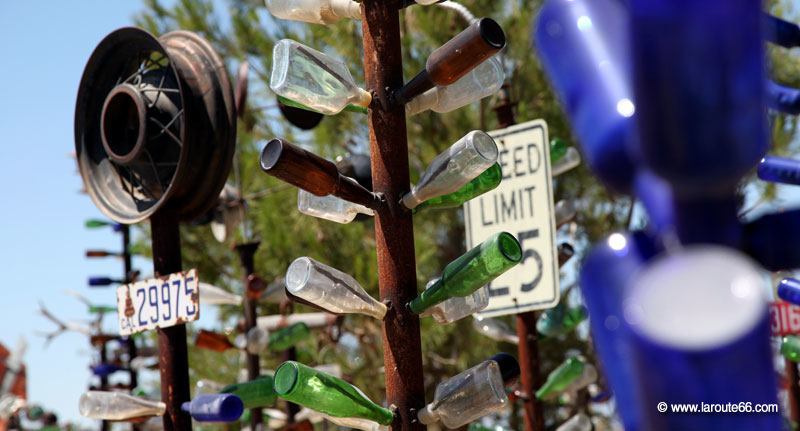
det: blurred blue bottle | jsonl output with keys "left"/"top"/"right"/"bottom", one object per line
{"left": 763, "top": 13, "right": 800, "bottom": 48}
{"left": 757, "top": 156, "right": 800, "bottom": 186}
{"left": 181, "top": 394, "right": 243, "bottom": 422}
{"left": 88, "top": 276, "right": 116, "bottom": 287}
{"left": 778, "top": 278, "right": 800, "bottom": 305}
{"left": 579, "top": 231, "right": 661, "bottom": 431}
{"left": 534, "top": 0, "right": 637, "bottom": 194}
{"left": 628, "top": 0, "right": 767, "bottom": 197}
{"left": 90, "top": 363, "right": 125, "bottom": 378}
{"left": 766, "top": 81, "right": 800, "bottom": 115}
{"left": 742, "top": 208, "right": 800, "bottom": 271}
{"left": 623, "top": 246, "right": 780, "bottom": 431}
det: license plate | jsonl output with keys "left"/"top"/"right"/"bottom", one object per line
{"left": 770, "top": 301, "right": 800, "bottom": 336}
{"left": 117, "top": 269, "right": 200, "bottom": 335}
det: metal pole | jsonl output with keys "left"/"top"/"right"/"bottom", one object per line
{"left": 361, "top": 1, "right": 426, "bottom": 429}
{"left": 99, "top": 341, "right": 110, "bottom": 431}
{"left": 495, "top": 90, "right": 545, "bottom": 431}
{"left": 122, "top": 224, "right": 141, "bottom": 431}
{"left": 235, "top": 242, "right": 264, "bottom": 430}
{"left": 151, "top": 208, "right": 192, "bottom": 431}
{"left": 787, "top": 359, "right": 800, "bottom": 425}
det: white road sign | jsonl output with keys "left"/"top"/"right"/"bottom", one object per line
{"left": 117, "top": 269, "right": 200, "bottom": 335}
{"left": 465, "top": 119, "right": 559, "bottom": 317}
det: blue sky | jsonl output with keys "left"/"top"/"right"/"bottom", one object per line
{"left": 0, "top": 1, "right": 216, "bottom": 426}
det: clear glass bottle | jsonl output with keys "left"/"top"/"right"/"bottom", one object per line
{"left": 324, "top": 414, "right": 388, "bottom": 431}
{"left": 258, "top": 312, "right": 336, "bottom": 331}
{"left": 409, "top": 232, "right": 521, "bottom": 314}
{"left": 181, "top": 394, "right": 243, "bottom": 422}
{"left": 196, "top": 379, "right": 225, "bottom": 396}
{"left": 271, "top": 39, "right": 371, "bottom": 115}
{"left": 413, "top": 163, "right": 502, "bottom": 212}
{"left": 268, "top": 322, "right": 311, "bottom": 351}
{"left": 551, "top": 147, "right": 581, "bottom": 177}
{"left": 420, "top": 281, "right": 489, "bottom": 324}
{"left": 274, "top": 361, "right": 394, "bottom": 425}
{"left": 556, "top": 413, "right": 592, "bottom": 431}
{"left": 554, "top": 199, "right": 577, "bottom": 228}
{"left": 199, "top": 282, "right": 242, "bottom": 306}
{"left": 417, "top": 353, "right": 519, "bottom": 428}
{"left": 473, "top": 315, "right": 519, "bottom": 344}
{"left": 79, "top": 391, "right": 165, "bottom": 421}
{"left": 286, "top": 257, "right": 387, "bottom": 319}
{"left": 297, "top": 189, "right": 374, "bottom": 224}
{"left": 234, "top": 326, "right": 271, "bottom": 355}
{"left": 402, "top": 131, "right": 499, "bottom": 210}
{"left": 406, "top": 57, "right": 504, "bottom": 116}
{"left": 265, "top": 0, "right": 361, "bottom": 25}
{"left": 221, "top": 375, "right": 277, "bottom": 408}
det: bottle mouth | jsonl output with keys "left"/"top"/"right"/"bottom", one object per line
{"left": 469, "top": 131, "right": 499, "bottom": 162}
{"left": 260, "top": 139, "right": 286, "bottom": 171}
{"left": 478, "top": 18, "right": 506, "bottom": 49}
{"left": 497, "top": 232, "right": 522, "bottom": 262}
{"left": 274, "top": 361, "right": 301, "bottom": 395}
{"left": 285, "top": 257, "right": 313, "bottom": 294}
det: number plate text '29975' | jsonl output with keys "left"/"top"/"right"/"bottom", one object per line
{"left": 117, "top": 269, "right": 200, "bottom": 335}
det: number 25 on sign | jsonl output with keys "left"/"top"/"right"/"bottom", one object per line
{"left": 770, "top": 301, "right": 800, "bottom": 336}
{"left": 117, "top": 269, "right": 200, "bottom": 335}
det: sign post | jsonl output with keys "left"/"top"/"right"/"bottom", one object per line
{"left": 466, "top": 118, "right": 558, "bottom": 431}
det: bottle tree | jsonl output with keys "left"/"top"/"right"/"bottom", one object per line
{"left": 133, "top": 0, "right": 800, "bottom": 429}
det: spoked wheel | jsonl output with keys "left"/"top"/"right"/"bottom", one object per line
{"left": 75, "top": 27, "right": 235, "bottom": 224}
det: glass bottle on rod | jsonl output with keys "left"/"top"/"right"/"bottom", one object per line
{"left": 413, "top": 163, "right": 502, "bottom": 212}
{"left": 552, "top": 147, "right": 582, "bottom": 177}
{"left": 405, "top": 56, "right": 504, "bottom": 116}
{"left": 473, "top": 315, "right": 519, "bottom": 344}
{"left": 537, "top": 302, "right": 588, "bottom": 337}
{"left": 402, "top": 130, "right": 499, "bottom": 210}
{"left": 417, "top": 353, "right": 520, "bottom": 428}
{"left": 79, "top": 391, "right": 165, "bottom": 421}
{"left": 273, "top": 361, "right": 394, "bottom": 425}
{"left": 286, "top": 256, "right": 387, "bottom": 319}
{"left": 409, "top": 231, "right": 521, "bottom": 314}
{"left": 536, "top": 356, "right": 595, "bottom": 400}
{"left": 221, "top": 375, "right": 278, "bottom": 408}
{"left": 271, "top": 39, "right": 371, "bottom": 115}
{"left": 268, "top": 322, "right": 311, "bottom": 351}
{"left": 181, "top": 394, "right": 244, "bottom": 422}
{"left": 297, "top": 189, "right": 374, "bottom": 224}
{"left": 265, "top": 0, "right": 361, "bottom": 25}
{"left": 420, "top": 281, "right": 488, "bottom": 324}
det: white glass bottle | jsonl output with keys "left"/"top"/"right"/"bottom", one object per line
{"left": 552, "top": 147, "right": 581, "bottom": 177}
{"left": 420, "top": 280, "right": 489, "bottom": 324}
{"left": 472, "top": 316, "right": 519, "bottom": 344}
{"left": 265, "top": 0, "right": 361, "bottom": 25}
{"left": 402, "top": 131, "right": 499, "bottom": 209}
{"left": 234, "top": 326, "right": 271, "bottom": 355}
{"left": 198, "top": 282, "right": 242, "bottom": 306}
{"left": 79, "top": 391, "right": 166, "bottom": 421}
{"left": 271, "top": 39, "right": 371, "bottom": 115}
{"left": 286, "top": 257, "right": 387, "bottom": 320}
{"left": 325, "top": 414, "right": 389, "bottom": 431}
{"left": 257, "top": 312, "right": 336, "bottom": 331}
{"left": 554, "top": 199, "right": 577, "bottom": 228}
{"left": 297, "top": 189, "right": 374, "bottom": 224}
{"left": 406, "top": 56, "right": 504, "bottom": 116}
{"left": 556, "top": 413, "right": 592, "bottom": 431}
{"left": 417, "top": 354, "right": 518, "bottom": 428}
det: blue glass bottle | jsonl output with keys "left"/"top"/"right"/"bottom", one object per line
{"left": 742, "top": 208, "right": 800, "bottom": 271}
{"left": 778, "top": 278, "right": 800, "bottom": 306}
{"left": 757, "top": 155, "right": 800, "bottom": 186}
{"left": 628, "top": 0, "right": 766, "bottom": 197}
{"left": 763, "top": 13, "right": 800, "bottom": 48}
{"left": 534, "top": 0, "right": 637, "bottom": 194}
{"left": 579, "top": 231, "right": 661, "bottom": 431}
{"left": 180, "top": 394, "right": 244, "bottom": 422}
{"left": 766, "top": 81, "right": 800, "bottom": 115}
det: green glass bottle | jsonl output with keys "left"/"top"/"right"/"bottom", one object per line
{"left": 221, "top": 375, "right": 277, "bottom": 409}
{"left": 84, "top": 219, "right": 112, "bottom": 229}
{"left": 268, "top": 322, "right": 311, "bottom": 352}
{"left": 550, "top": 138, "right": 568, "bottom": 164}
{"left": 782, "top": 336, "right": 800, "bottom": 362}
{"left": 536, "top": 303, "right": 587, "bottom": 337}
{"left": 409, "top": 232, "right": 522, "bottom": 314}
{"left": 535, "top": 356, "right": 585, "bottom": 400}
{"left": 414, "top": 163, "right": 502, "bottom": 212}
{"left": 273, "top": 361, "right": 394, "bottom": 425}
{"left": 89, "top": 305, "right": 118, "bottom": 314}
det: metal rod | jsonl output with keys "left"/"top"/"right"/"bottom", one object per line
{"left": 151, "top": 207, "right": 192, "bottom": 431}
{"left": 121, "top": 224, "right": 141, "bottom": 431}
{"left": 494, "top": 91, "right": 545, "bottom": 431}
{"left": 235, "top": 242, "right": 264, "bottom": 429}
{"left": 787, "top": 359, "right": 800, "bottom": 423}
{"left": 99, "top": 341, "right": 110, "bottom": 431}
{"left": 361, "top": 1, "right": 426, "bottom": 429}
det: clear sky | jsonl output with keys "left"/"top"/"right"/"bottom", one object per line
{"left": 0, "top": 1, "right": 214, "bottom": 426}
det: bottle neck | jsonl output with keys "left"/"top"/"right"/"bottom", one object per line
{"left": 416, "top": 404, "right": 440, "bottom": 425}
{"left": 405, "top": 87, "right": 440, "bottom": 116}
{"left": 330, "top": 0, "right": 362, "bottom": 21}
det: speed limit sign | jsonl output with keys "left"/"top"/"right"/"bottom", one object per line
{"left": 464, "top": 119, "right": 559, "bottom": 317}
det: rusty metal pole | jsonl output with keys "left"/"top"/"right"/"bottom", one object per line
{"left": 121, "top": 225, "right": 139, "bottom": 392}
{"left": 787, "top": 359, "right": 800, "bottom": 424}
{"left": 361, "top": 1, "right": 426, "bottom": 429}
{"left": 235, "top": 242, "right": 264, "bottom": 429}
{"left": 494, "top": 89, "right": 545, "bottom": 431}
{"left": 99, "top": 341, "right": 110, "bottom": 431}
{"left": 151, "top": 208, "right": 192, "bottom": 431}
